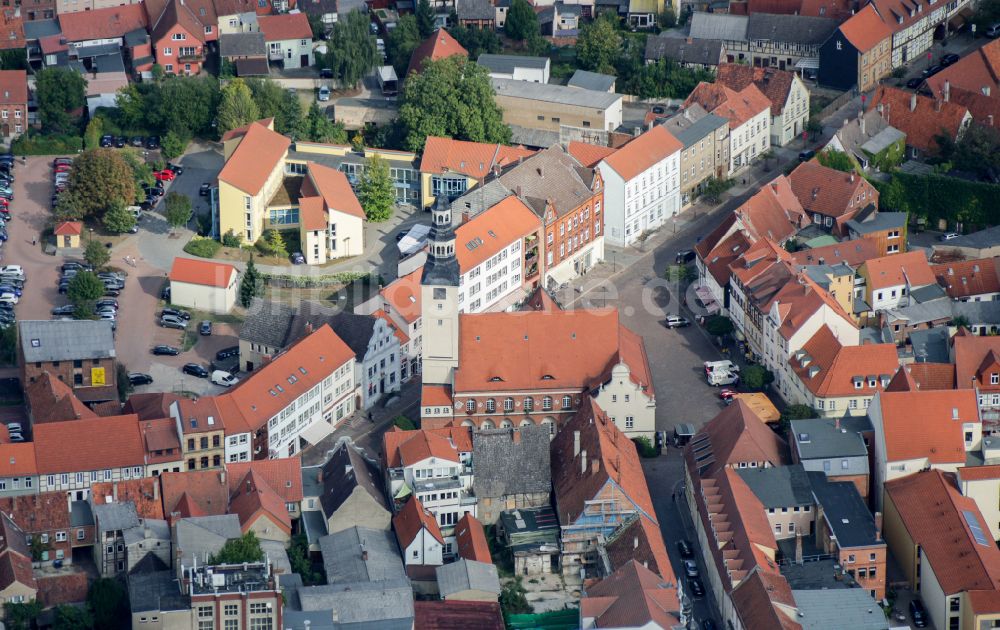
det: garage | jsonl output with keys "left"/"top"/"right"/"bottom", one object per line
{"left": 168, "top": 257, "right": 239, "bottom": 314}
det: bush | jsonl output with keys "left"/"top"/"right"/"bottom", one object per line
{"left": 705, "top": 315, "right": 734, "bottom": 337}
{"left": 161, "top": 129, "right": 189, "bottom": 160}
{"left": 742, "top": 365, "right": 774, "bottom": 391}
{"left": 221, "top": 229, "right": 243, "bottom": 248}
{"left": 632, "top": 436, "right": 658, "bottom": 458}
{"left": 183, "top": 236, "right": 222, "bottom": 258}
{"left": 255, "top": 229, "right": 288, "bottom": 257}
{"left": 393, "top": 415, "right": 416, "bottom": 430}
{"left": 11, "top": 132, "right": 82, "bottom": 155}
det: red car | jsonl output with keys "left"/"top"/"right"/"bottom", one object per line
{"left": 53, "top": 164, "right": 70, "bottom": 174}
{"left": 718, "top": 388, "right": 738, "bottom": 400}
{"left": 154, "top": 170, "right": 176, "bottom": 182}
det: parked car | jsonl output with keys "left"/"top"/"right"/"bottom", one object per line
{"left": 182, "top": 363, "right": 209, "bottom": 378}
{"left": 162, "top": 307, "right": 190, "bottom": 320}
{"left": 941, "top": 53, "right": 960, "bottom": 66}
{"left": 675, "top": 249, "right": 695, "bottom": 264}
{"left": 0, "top": 292, "right": 18, "bottom": 305}
{"left": 216, "top": 346, "right": 240, "bottom": 360}
{"left": 798, "top": 149, "right": 815, "bottom": 162}
{"left": 318, "top": 86, "right": 331, "bottom": 101}
{"left": 154, "top": 169, "right": 176, "bottom": 182}
{"left": 100, "top": 135, "right": 114, "bottom": 148}
{"left": 161, "top": 285, "right": 171, "bottom": 301}
{"left": 677, "top": 540, "right": 694, "bottom": 558}
{"left": 211, "top": 370, "right": 239, "bottom": 387}
{"left": 166, "top": 163, "right": 184, "bottom": 175}
{"left": 0, "top": 265, "right": 24, "bottom": 278}
{"left": 683, "top": 560, "right": 699, "bottom": 578}
{"left": 922, "top": 64, "right": 942, "bottom": 77}
{"left": 130, "top": 136, "right": 145, "bottom": 147}
{"left": 146, "top": 136, "right": 161, "bottom": 150}
{"left": 114, "top": 136, "right": 128, "bottom": 148}
{"left": 160, "top": 314, "right": 187, "bottom": 329}
{"left": 910, "top": 600, "right": 928, "bottom": 627}
{"left": 199, "top": 320, "right": 212, "bottom": 336}
{"left": 940, "top": 232, "right": 959, "bottom": 241}
{"left": 688, "top": 577, "right": 705, "bottom": 597}
{"left": 663, "top": 316, "right": 690, "bottom": 328}
{"left": 96, "top": 299, "right": 118, "bottom": 310}
{"left": 152, "top": 345, "right": 180, "bottom": 355}
{"left": 128, "top": 372, "right": 154, "bottom": 386}
{"left": 199, "top": 182, "right": 211, "bottom": 196}
{"left": 0, "top": 285, "right": 22, "bottom": 298}
{"left": 718, "top": 387, "right": 738, "bottom": 401}
{"left": 51, "top": 304, "right": 76, "bottom": 316}
{"left": 53, "top": 157, "right": 72, "bottom": 167}
{"left": 61, "top": 261, "right": 91, "bottom": 273}
{"left": 291, "top": 252, "right": 305, "bottom": 264}
{"left": 905, "top": 77, "right": 923, "bottom": 90}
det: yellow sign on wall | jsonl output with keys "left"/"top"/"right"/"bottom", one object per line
{"left": 91, "top": 367, "right": 106, "bottom": 386}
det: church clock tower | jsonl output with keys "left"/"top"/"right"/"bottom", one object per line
{"left": 420, "top": 196, "right": 460, "bottom": 386}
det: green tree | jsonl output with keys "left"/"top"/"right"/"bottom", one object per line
{"left": 84, "top": 117, "right": 103, "bottom": 150}
{"left": 222, "top": 229, "right": 244, "bottom": 248}
{"left": 577, "top": 12, "right": 622, "bottom": 74}
{"left": 500, "top": 577, "right": 532, "bottom": 614}
{"left": 387, "top": 15, "right": 422, "bottom": 76}
{"left": 778, "top": 403, "right": 816, "bottom": 432}
{"left": 54, "top": 191, "right": 85, "bottom": 221}
{"left": 88, "top": 578, "right": 127, "bottom": 630}
{"left": 619, "top": 57, "right": 714, "bottom": 99}
{"left": 67, "top": 149, "right": 138, "bottom": 218}
{"left": 705, "top": 315, "right": 734, "bottom": 337}
{"left": 119, "top": 149, "right": 155, "bottom": 190}
{"left": 448, "top": 24, "right": 502, "bottom": 59}
{"left": 115, "top": 84, "right": 146, "bottom": 130}
{"left": 416, "top": 0, "right": 436, "bottom": 38}
{"left": 3, "top": 601, "right": 42, "bottom": 630}
{"left": 742, "top": 365, "right": 774, "bottom": 391}
{"left": 277, "top": 89, "right": 306, "bottom": 138}
{"left": 35, "top": 67, "right": 87, "bottom": 133}
{"left": 0, "top": 322, "right": 17, "bottom": 365}
{"left": 218, "top": 78, "right": 261, "bottom": 134}
{"left": 658, "top": 6, "right": 677, "bottom": 28}
{"left": 256, "top": 229, "right": 288, "bottom": 257}
{"left": 84, "top": 239, "right": 111, "bottom": 269}
{"left": 67, "top": 271, "right": 105, "bottom": 318}
{"left": 246, "top": 78, "right": 284, "bottom": 120}
{"left": 319, "top": 9, "right": 378, "bottom": 88}
{"left": 0, "top": 49, "right": 26, "bottom": 70}
{"left": 164, "top": 192, "right": 193, "bottom": 231}
{"left": 161, "top": 129, "right": 190, "bottom": 159}
{"left": 304, "top": 102, "right": 348, "bottom": 143}
{"left": 53, "top": 604, "right": 93, "bottom": 630}
{"left": 288, "top": 533, "right": 325, "bottom": 584}
{"left": 116, "top": 362, "right": 133, "bottom": 402}
{"left": 358, "top": 154, "right": 395, "bottom": 222}
{"left": 308, "top": 12, "right": 326, "bottom": 39}
{"left": 664, "top": 264, "right": 695, "bottom": 283}
{"left": 632, "top": 436, "right": 658, "bottom": 457}
{"left": 805, "top": 116, "right": 823, "bottom": 139}
{"left": 505, "top": 0, "right": 539, "bottom": 40}
{"left": 400, "top": 56, "right": 511, "bottom": 152}
{"left": 103, "top": 201, "right": 137, "bottom": 234}
{"left": 210, "top": 532, "right": 265, "bottom": 564}
{"left": 816, "top": 149, "right": 856, "bottom": 173}
{"left": 393, "top": 414, "right": 416, "bottom": 430}
{"left": 953, "top": 123, "right": 1000, "bottom": 176}
{"left": 239, "top": 255, "right": 262, "bottom": 308}
{"left": 152, "top": 75, "right": 221, "bottom": 137}
{"left": 700, "top": 177, "right": 733, "bottom": 203}
{"left": 952, "top": 314, "right": 971, "bottom": 329}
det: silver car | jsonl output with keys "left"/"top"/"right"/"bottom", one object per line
{"left": 160, "top": 314, "right": 187, "bottom": 329}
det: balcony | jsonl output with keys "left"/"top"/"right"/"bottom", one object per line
{"left": 178, "top": 51, "right": 205, "bottom": 63}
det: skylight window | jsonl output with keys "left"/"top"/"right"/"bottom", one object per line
{"left": 964, "top": 510, "right": 990, "bottom": 546}
{"left": 288, "top": 375, "right": 298, "bottom": 384}
{"left": 299, "top": 367, "right": 308, "bottom": 375}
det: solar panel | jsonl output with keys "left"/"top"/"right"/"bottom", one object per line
{"left": 963, "top": 510, "right": 990, "bottom": 547}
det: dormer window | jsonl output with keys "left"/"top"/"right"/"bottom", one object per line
{"left": 992, "top": 373, "right": 999, "bottom": 385}
{"left": 868, "top": 377, "right": 876, "bottom": 387}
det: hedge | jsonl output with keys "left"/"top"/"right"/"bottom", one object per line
{"left": 10, "top": 133, "right": 82, "bottom": 155}
{"left": 261, "top": 271, "right": 373, "bottom": 288}
{"left": 183, "top": 236, "right": 222, "bottom": 258}
{"left": 875, "top": 171, "right": 999, "bottom": 229}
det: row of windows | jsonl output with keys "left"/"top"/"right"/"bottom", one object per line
{"left": 466, "top": 395, "right": 573, "bottom": 413}
{"left": 44, "top": 467, "right": 143, "bottom": 487}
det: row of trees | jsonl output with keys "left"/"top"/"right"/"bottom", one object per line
{"left": 215, "top": 77, "right": 348, "bottom": 143}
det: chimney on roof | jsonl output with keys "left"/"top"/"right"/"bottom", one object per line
{"left": 153, "top": 478, "right": 159, "bottom": 501}
{"left": 686, "top": 37, "right": 693, "bottom": 44}
{"left": 573, "top": 431, "right": 580, "bottom": 457}
{"left": 943, "top": 80, "right": 950, "bottom": 103}
{"left": 634, "top": 536, "right": 639, "bottom": 549}
{"left": 219, "top": 470, "right": 226, "bottom": 485}
{"left": 984, "top": 86, "right": 992, "bottom": 97}
{"left": 910, "top": 92, "right": 917, "bottom": 112}
{"left": 875, "top": 511, "right": 883, "bottom": 540}
{"left": 304, "top": 321, "right": 314, "bottom": 335}
{"left": 580, "top": 449, "right": 587, "bottom": 475}
{"left": 536, "top": 167, "right": 543, "bottom": 177}
{"left": 849, "top": 173, "right": 855, "bottom": 183}
{"left": 591, "top": 458, "right": 600, "bottom": 475}
{"left": 794, "top": 530, "right": 803, "bottom": 564}
{"left": 990, "top": 115, "right": 995, "bottom": 128}
{"left": 934, "top": 99, "right": 942, "bottom": 113}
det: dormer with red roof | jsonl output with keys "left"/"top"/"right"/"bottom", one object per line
{"left": 932, "top": 257, "right": 1000, "bottom": 302}
{"left": 393, "top": 496, "right": 445, "bottom": 570}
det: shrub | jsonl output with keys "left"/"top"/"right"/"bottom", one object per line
{"left": 221, "top": 229, "right": 243, "bottom": 248}
{"left": 393, "top": 415, "right": 416, "bottom": 430}
{"left": 11, "top": 132, "right": 82, "bottom": 155}
{"left": 632, "top": 436, "right": 658, "bottom": 458}
{"left": 183, "top": 236, "right": 221, "bottom": 258}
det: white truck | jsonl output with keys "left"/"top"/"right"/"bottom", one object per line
{"left": 707, "top": 369, "right": 739, "bottom": 387}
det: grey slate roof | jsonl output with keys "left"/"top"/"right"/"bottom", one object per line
{"left": 507, "top": 124, "right": 560, "bottom": 149}
{"left": 491, "top": 78, "right": 621, "bottom": 109}
{"left": 94, "top": 502, "right": 140, "bottom": 533}
{"left": 746, "top": 13, "right": 838, "bottom": 46}
{"left": 319, "top": 437, "right": 387, "bottom": 519}
{"left": 297, "top": 0, "right": 337, "bottom": 17}
{"left": 908, "top": 327, "right": 951, "bottom": 363}
{"left": 884, "top": 296, "right": 953, "bottom": 326}
{"left": 19, "top": 320, "right": 116, "bottom": 363}
{"left": 219, "top": 32, "right": 266, "bottom": 58}
{"left": 435, "top": 559, "right": 501, "bottom": 597}
{"left": 909, "top": 282, "right": 947, "bottom": 304}
{"left": 123, "top": 28, "right": 149, "bottom": 46}
{"left": 473, "top": 425, "right": 551, "bottom": 499}
{"left": 845, "top": 211, "right": 907, "bottom": 235}
{"left": 325, "top": 311, "right": 377, "bottom": 358}
{"left": 70, "top": 500, "right": 94, "bottom": 528}
{"left": 127, "top": 570, "right": 190, "bottom": 614}
{"left": 297, "top": 582, "right": 415, "bottom": 628}
{"left": 808, "top": 471, "right": 879, "bottom": 548}
{"left": 75, "top": 43, "right": 120, "bottom": 59}
{"left": 174, "top": 514, "right": 242, "bottom": 566}
{"left": 123, "top": 518, "right": 170, "bottom": 546}
{"left": 955, "top": 300, "right": 1000, "bottom": 325}
{"left": 95, "top": 52, "right": 126, "bottom": 74}
{"left": 660, "top": 104, "right": 728, "bottom": 149}
{"left": 645, "top": 35, "right": 724, "bottom": 66}
{"left": 792, "top": 589, "right": 889, "bottom": 630}
{"left": 495, "top": 144, "right": 598, "bottom": 218}
{"left": 453, "top": 180, "right": 514, "bottom": 220}
{"left": 567, "top": 69, "right": 615, "bottom": 92}
{"left": 319, "top": 526, "right": 405, "bottom": 584}
{"left": 241, "top": 298, "right": 298, "bottom": 348}
{"left": 937, "top": 225, "right": 1000, "bottom": 250}
{"left": 477, "top": 53, "right": 549, "bottom": 74}
{"left": 790, "top": 417, "right": 869, "bottom": 460}
{"left": 261, "top": 539, "right": 292, "bottom": 574}
{"left": 689, "top": 12, "right": 748, "bottom": 41}
{"left": 457, "top": 0, "right": 495, "bottom": 20}
{"left": 860, "top": 126, "right": 906, "bottom": 156}
{"left": 24, "top": 19, "right": 60, "bottom": 39}
{"left": 736, "top": 464, "right": 814, "bottom": 509}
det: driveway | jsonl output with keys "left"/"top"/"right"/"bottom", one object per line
{"left": 167, "top": 144, "right": 223, "bottom": 232}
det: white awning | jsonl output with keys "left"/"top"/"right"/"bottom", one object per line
{"left": 299, "top": 420, "right": 335, "bottom": 446}
{"left": 794, "top": 57, "right": 820, "bottom": 70}
{"left": 695, "top": 286, "right": 721, "bottom": 315}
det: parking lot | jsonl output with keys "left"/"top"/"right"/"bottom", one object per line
{"left": 8, "top": 155, "right": 239, "bottom": 396}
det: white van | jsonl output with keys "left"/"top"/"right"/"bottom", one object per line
{"left": 704, "top": 360, "right": 740, "bottom": 374}
{"left": 211, "top": 370, "right": 239, "bottom": 387}
{"left": 707, "top": 370, "right": 739, "bottom": 387}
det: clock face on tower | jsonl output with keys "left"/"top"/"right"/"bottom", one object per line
{"left": 434, "top": 288, "right": 447, "bottom": 299}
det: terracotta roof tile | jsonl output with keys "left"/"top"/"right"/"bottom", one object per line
{"left": 381, "top": 268, "right": 422, "bottom": 324}
{"left": 420, "top": 136, "right": 535, "bottom": 178}
{"left": 0, "top": 70, "right": 26, "bottom": 105}
{"left": 876, "top": 389, "right": 976, "bottom": 465}
{"left": 566, "top": 141, "right": 617, "bottom": 168}
{"left": 0, "top": 548, "right": 35, "bottom": 593}
{"left": 299, "top": 196, "right": 326, "bottom": 232}
{"left": 735, "top": 176, "right": 807, "bottom": 243}
{"left": 955, "top": 335, "right": 1000, "bottom": 393}
{"left": 383, "top": 427, "right": 472, "bottom": 468}
{"left": 885, "top": 469, "right": 1000, "bottom": 594}
{"left": 926, "top": 38, "right": 1000, "bottom": 99}
{"left": 601, "top": 126, "right": 682, "bottom": 181}
{"left": 947, "top": 87, "right": 1000, "bottom": 129}
{"left": 220, "top": 117, "right": 274, "bottom": 142}
{"left": 959, "top": 465, "right": 1000, "bottom": 481}
{"left": 731, "top": 570, "right": 801, "bottom": 630}
{"left": 218, "top": 121, "right": 291, "bottom": 195}
{"left": 604, "top": 516, "right": 673, "bottom": 581}
{"left": 704, "top": 231, "right": 752, "bottom": 286}
{"left": 228, "top": 468, "right": 292, "bottom": 535}
{"left": 0, "top": 14, "right": 24, "bottom": 51}
{"left": 33, "top": 414, "right": 145, "bottom": 474}
{"left": 581, "top": 560, "right": 681, "bottom": 628}
{"left": 257, "top": 13, "right": 311, "bottom": 41}
{"left": 0, "top": 444, "right": 35, "bottom": 477}
{"left": 90, "top": 479, "right": 164, "bottom": 520}
{"left": 789, "top": 238, "right": 881, "bottom": 267}
{"left": 407, "top": 28, "right": 469, "bottom": 76}
{"left": 906, "top": 363, "right": 956, "bottom": 391}
{"left": 150, "top": 0, "right": 209, "bottom": 44}
{"left": 863, "top": 250, "right": 935, "bottom": 291}
{"left": 788, "top": 160, "right": 878, "bottom": 221}
{"left": 421, "top": 384, "right": 452, "bottom": 408}
{"left": 169, "top": 257, "right": 237, "bottom": 288}
{"left": 160, "top": 469, "right": 229, "bottom": 520}
{"left": 59, "top": 3, "right": 148, "bottom": 41}
{"left": 226, "top": 458, "right": 303, "bottom": 502}
{"left": 837, "top": 4, "right": 892, "bottom": 52}
{"left": 868, "top": 86, "right": 970, "bottom": 154}
{"left": 393, "top": 496, "right": 444, "bottom": 547}
{"left": 308, "top": 162, "right": 364, "bottom": 219}
{"left": 790, "top": 325, "right": 899, "bottom": 397}
{"left": 932, "top": 257, "right": 1000, "bottom": 300}
{"left": 455, "top": 195, "right": 541, "bottom": 272}
{"left": 0, "top": 493, "right": 70, "bottom": 536}
{"left": 684, "top": 400, "right": 788, "bottom": 478}
{"left": 413, "top": 600, "right": 504, "bottom": 630}
{"left": 683, "top": 81, "right": 772, "bottom": 129}
{"left": 716, "top": 64, "right": 797, "bottom": 117}
{"left": 455, "top": 513, "right": 491, "bottom": 563}
{"left": 26, "top": 371, "right": 98, "bottom": 424}
{"left": 373, "top": 309, "right": 409, "bottom": 345}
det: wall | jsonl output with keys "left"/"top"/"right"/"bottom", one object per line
{"left": 246, "top": 513, "right": 290, "bottom": 544}
{"left": 729, "top": 109, "right": 770, "bottom": 174}
{"left": 268, "top": 37, "right": 313, "bottom": 70}
{"left": 170, "top": 278, "right": 236, "bottom": 314}
{"left": 773, "top": 77, "right": 809, "bottom": 147}
{"left": 458, "top": 237, "right": 525, "bottom": 314}
{"left": 494, "top": 93, "right": 623, "bottom": 132}
{"left": 326, "top": 488, "right": 391, "bottom": 534}
{"left": 764, "top": 505, "right": 814, "bottom": 540}
{"left": 918, "top": 552, "right": 952, "bottom": 630}
{"left": 593, "top": 363, "right": 656, "bottom": 439}
{"left": 881, "top": 489, "right": 917, "bottom": 587}
{"left": 23, "top": 356, "right": 116, "bottom": 391}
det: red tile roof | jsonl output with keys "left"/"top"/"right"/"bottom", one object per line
{"left": 770, "top": 272, "right": 856, "bottom": 341}
{"left": 604, "top": 515, "right": 673, "bottom": 581}
{"left": 683, "top": 81, "right": 772, "bottom": 129}
{"left": 226, "top": 458, "right": 303, "bottom": 503}
{"left": 373, "top": 309, "right": 409, "bottom": 345}
{"left": 0, "top": 444, "right": 35, "bottom": 477}
{"left": 926, "top": 38, "right": 1000, "bottom": 99}
{"left": 790, "top": 325, "right": 899, "bottom": 398}
{"left": 685, "top": 399, "right": 788, "bottom": 477}
{"left": 0, "top": 493, "right": 70, "bottom": 535}
{"left": 228, "top": 468, "right": 292, "bottom": 535}
{"left": 381, "top": 268, "right": 422, "bottom": 324}
{"left": 32, "top": 414, "right": 145, "bottom": 474}
{"left": 788, "top": 160, "right": 878, "bottom": 221}
{"left": 382, "top": 426, "right": 472, "bottom": 468}
{"left": 863, "top": 250, "right": 935, "bottom": 291}
{"left": 876, "top": 389, "right": 977, "bottom": 465}
{"left": 906, "top": 363, "right": 957, "bottom": 391}
{"left": 868, "top": 86, "right": 970, "bottom": 155}
{"left": 26, "top": 371, "right": 98, "bottom": 424}
{"left": 53, "top": 221, "right": 82, "bottom": 236}
{"left": 716, "top": 64, "right": 798, "bottom": 117}
{"left": 789, "top": 238, "right": 882, "bottom": 267}
{"left": 174, "top": 395, "right": 224, "bottom": 434}
{"left": 0, "top": 548, "right": 36, "bottom": 593}
{"left": 959, "top": 465, "right": 1000, "bottom": 481}
{"left": 566, "top": 141, "right": 618, "bottom": 168}
{"left": 0, "top": 13, "right": 24, "bottom": 52}
{"left": 703, "top": 230, "right": 752, "bottom": 286}
{"left": 600, "top": 126, "right": 682, "bottom": 181}
{"left": 419, "top": 136, "right": 535, "bottom": 178}
{"left": 954, "top": 334, "right": 1000, "bottom": 392}
{"left": 580, "top": 560, "right": 681, "bottom": 629}
{"left": 413, "top": 601, "right": 504, "bottom": 630}
{"left": 735, "top": 176, "right": 807, "bottom": 244}
{"left": 455, "top": 195, "right": 540, "bottom": 272}
{"left": 455, "top": 513, "right": 491, "bottom": 564}
{"left": 421, "top": 385, "right": 452, "bottom": 408}
{"left": 731, "top": 569, "right": 801, "bottom": 630}
{"left": 160, "top": 469, "right": 229, "bottom": 520}
{"left": 308, "top": 162, "right": 364, "bottom": 219}
{"left": 407, "top": 28, "right": 469, "bottom": 76}
{"left": 393, "top": 496, "right": 444, "bottom": 547}
{"left": 932, "top": 257, "right": 1000, "bottom": 300}
{"left": 885, "top": 469, "right": 1000, "bottom": 595}
{"left": 59, "top": 3, "right": 148, "bottom": 41}
{"left": 299, "top": 196, "right": 326, "bottom": 232}
{"left": 0, "top": 70, "right": 26, "bottom": 106}
{"left": 220, "top": 117, "right": 274, "bottom": 142}
{"left": 90, "top": 479, "right": 165, "bottom": 520}
{"left": 947, "top": 87, "right": 1000, "bottom": 130}
{"left": 551, "top": 397, "right": 657, "bottom": 527}
{"left": 169, "top": 257, "right": 237, "bottom": 288}
{"left": 218, "top": 121, "right": 291, "bottom": 195}
{"left": 258, "top": 13, "right": 311, "bottom": 41}
{"left": 837, "top": 4, "right": 892, "bottom": 52}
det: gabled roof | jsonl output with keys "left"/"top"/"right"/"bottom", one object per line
{"left": 151, "top": 0, "right": 208, "bottom": 44}
{"left": 876, "top": 389, "right": 977, "bottom": 464}
{"left": 580, "top": 561, "right": 681, "bottom": 629}
{"left": 380, "top": 268, "right": 422, "bottom": 324}
{"left": 455, "top": 513, "right": 491, "bottom": 564}
{"left": 731, "top": 569, "right": 801, "bottom": 630}
{"left": 868, "top": 85, "right": 970, "bottom": 155}
{"left": 59, "top": 3, "right": 148, "bottom": 42}
{"left": 566, "top": 141, "right": 618, "bottom": 168}
{"left": 683, "top": 81, "right": 772, "bottom": 129}
{"left": 472, "top": 425, "right": 551, "bottom": 499}
{"left": 90, "top": 479, "right": 164, "bottom": 520}
{"left": 226, "top": 458, "right": 303, "bottom": 503}
{"left": 603, "top": 515, "right": 672, "bottom": 580}
{"left": 600, "top": 126, "right": 682, "bottom": 181}
{"left": 932, "top": 257, "right": 1000, "bottom": 300}
{"left": 837, "top": 3, "right": 892, "bottom": 52}
{"left": 788, "top": 160, "right": 877, "bottom": 219}
{"left": 494, "top": 144, "right": 599, "bottom": 219}
{"left": 790, "top": 325, "right": 899, "bottom": 398}
{"left": 0, "top": 444, "right": 35, "bottom": 478}
{"left": 455, "top": 195, "right": 541, "bottom": 272}
{"left": 685, "top": 400, "right": 788, "bottom": 478}
{"left": 645, "top": 34, "right": 724, "bottom": 66}
{"left": 316, "top": 438, "right": 387, "bottom": 518}
{"left": 393, "top": 496, "right": 444, "bottom": 547}
{"left": 863, "top": 250, "right": 935, "bottom": 290}
{"left": 217, "top": 121, "right": 291, "bottom": 195}
{"left": 26, "top": 371, "right": 98, "bottom": 424}
{"left": 436, "top": 559, "right": 501, "bottom": 598}
{"left": 33, "top": 414, "right": 145, "bottom": 474}
{"left": 160, "top": 469, "right": 229, "bottom": 520}
{"left": 257, "top": 13, "right": 311, "bottom": 42}
{"left": 735, "top": 176, "right": 807, "bottom": 244}
{"left": 955, "top": 334, "right": 1000, "bottom": 391}
{"left": 53, "top": 221, "right": 82, "bottom": 236}
{"left": 419, "top": 136, "right": 534, "bottom": 179}
{"left": 228, "top": 468, "right": 292, "bottom": 535}
{"left": 567, "top": 69, "right": 616, "bottom": 92}
{"left": 407, "top": 28, "right": 468, "bottom": 76}
{"left": 169, "top": 257, "right": 237, "bottom": 288}
{"left": 926, "top": 38, "right": 1000, "bottom": 98}
{"left": 307, "top": 162, "right": 365, "bottom": 219}
{"left": 551, "top": 397, "right": 656, "bottom": 526}
{"left": 746, "top": 12, "right": 837, "bottom": 45}
{"left": 885, "top": 469, "right": 1000, "bottom": 595}
{"left": 716, "top": 64, "right": 798, "bottom": 117}
{"left": 383, "top": 427, "right": 472, "bottom": 468}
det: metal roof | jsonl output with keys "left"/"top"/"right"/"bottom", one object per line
{"left": 567, "top": 69, "right": 615, "bottom": 92}
{"left": 19, "top": 320, "right": 116, "bottom": 363}
{"left": 477, "top": 53, "right": 549, "bottom": 74}
{"left": 689, "top": 12, "right": 748, "bottom": 41}
{"left": 491, "top": 78, "right": 622, "bottom": 109}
